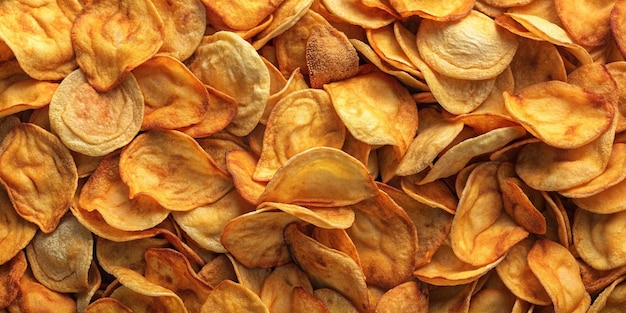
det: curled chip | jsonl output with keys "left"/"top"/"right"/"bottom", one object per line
{"left": 509, "top": 37, "right": 567, "bottom": 93}
{"left": 417, "top": 10, "right": 518, "bottom": 80}
{"left": 71, "top": 0, "right": 164, "bottom": 91}
{"left": 202, "top": 0, "right": 283, "bottom": 31}
{"left": 0, "top": 61, "right": 58, "bottom": 119}
{"left": 49, "top": 69, "right": 144, "bottom": 157}
{"left": 0, "top": 123, "right": 77, "bottom": 233}
{"left": 109, "top": 266, "right": 186, "bottom": 312}
{"left": 306, "top": 24, "right": 359, "bottom": 88}
{"left": 260, "top": 263, "right": 312, "bottom": 313}
{"left": 321, "top": 0, "right": 395, "bottom": 29}
{"left": 554, "top": 0, "right": 615, "bottom": 47}
{"left": 151, "top": 0, "right": 206, "bottom": 61}
{"left": 613, "top": 0, "right": 626, "bottom": 58}
{"left": 0, "top": 188, "right": 37, "bottom": 266}
{"left": 84, "top": 298, "right": 132, "bottom": 313}
{"left": 226, "top": 149, "right": 267, "bottom": 205}
{"left": 389, "top": 0, "right": 474, "bottom": 20}
{"left": 251, "top": 0, "right": 314, "bottom": 50}
{"left": 257, "top": 202, "right": 355, "bottom": 229}
{"left": 201, "top": 280, "right": 269, "bottom": 313}
{"left": 375, "top": 281, "right": 429, "bottom": 313}
{"left": 573, "top": 209, "right": 626, "bottom": 270}
{"left": 119, "top": 130, "right": 233, "bottom": 211}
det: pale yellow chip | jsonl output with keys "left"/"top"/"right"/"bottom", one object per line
{"left": 49, "top": 69, "right": 144, "bottom": 157}
{"left": 366, "top": 23, "right": 423, "bottom": 79}
{"left": 417, "top": 10, "right": 519, "bottom": 80}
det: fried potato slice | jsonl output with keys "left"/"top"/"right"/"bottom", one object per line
{"left": 152, "top": 0, "right": 205, "bottom": 61}
{"left": 261, "top": 68, "right": 309, "bottom": 124}
{"left": 254, "top": 89, "right": 345, "bottom": 181}
{"left": 25, "top": 214, "right": 92, "bottom": 293}
{"left": 0, "top": 188, "right": 36, "bottom": 266}
{"left": 606, "top": 61, "right": 626, "bottom": 132}
{"left": 291, "top": 286, "right": 328, "bottom": 313}
{"left": 375, "top": 281, "right": 429, "bottom": 313}
{"left": 71, "top": 0, "right": 164, "bottom": 91}
{"left": 527, "top": 239, "right": 591, "bottom": 313}
{"left": 574, "top": 209, "right": 626, "bottom": 270}
{"left": 260, "top": 263, "right": 313, "bottom": 313}
{"left": 96, "top": 236, "right": 169, "bottom": 276}
{"left": 172, "top": 189, "right": 254, "bottom": 253}
{"left": 588, "top": 275, "right": 626, "bottom": 313}
{"left": 78, "top": 152, "right": 171, "bottom": 231}
{"left": 201, "top": 280, "right": 269, "bottom": 313}
{"left": 450, "top": 162, "right": 529, "bottom": 266}
{"left": 119, "top": 130, "right": 233, "bottom": 211}
{"left": 283, "top": 223, "right": 371, "bottom": 312}
{"left": 226, "top": 150, "right": 267, "bottom": 205}
{"left": 203, "top": 0, "right": 284, "bottom": 31}
{"left": 258, "top": 202, "right": 355, "bottom": 229}
{"left": 417, "top": 10, "right": 518, "bottom": 80}
{"left": 8, "top": 273, "right": 77, "bottom": 313}
{"left": 178, "top": 86, "right": 238, "bottom": 138}
{"left": 83, "top": 298, "right": 133, "bottom": 313}
{"left": 0, "top": 61, "right": 58, "bottom": 118}
{"left": 346, "top": 190, "right": 418, "bottom": 289}
{"left": 321, "top": 0, "right": 394, "bottom": 28}
{"left": 0, "top": 123, "right": 77, "bottom": 233}
{"left": 497, "top": 162, "right": 546, "bottom": 234}
{"left": 49, "top": 69, "right": 144, "bottom": 157}
{"left": 0, "top": 0, "right": 77, "bottom": 81}
{"left": 257, "top": 147, "right": 378, "bottom": 207}
{"left": 0, "top": 251, "right": 26, "bottom": 308}
{"left": 613, "top": 0, "right": 626, "bottom": 58}
{"left": 313, "top": 288, "right": 359, "bottom": 313}
{"left": 572, "top": 172, "right": 626, "bottom": 214}
{"left": 504, "top": 81, "right": 614, "bottom": 149}
{"left": 389, "top": 0, "right": 474, "bottom": 20}
{"left": 144, "top": 248, "right": 213, "bottom": 313}
{"left": 554, "top": 0, "right": 615, "bottom": 47}
{"left": 306, "top": 25, "right": 359, "bottom": 89}
{"left": 510, "top": 37, "right": 567, "bottom": 93}
{"left": 252, "top": 0, "right": 315, "bottom": 49}
{"left": 401, "top": 173, "right": 459, "bottom": 214}
{"left": 133, "top": 55, "right": 209, "bottom": 130}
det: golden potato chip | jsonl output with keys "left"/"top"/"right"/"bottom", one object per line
{"left": 579, "top": 260, "right": 626, "bottom": 295}
{"left": 311, "top": 227, "right": 361, "bottom": 266}
{"left": 8, "top": 273, "right": 77, "bottom": 313}
{"left": 468, "top": 287, "right": 517, "bottom": 313}
{"left": 226, "top": 254, "right": 273, "bottom": 296}
{"left": 495, "top": 239, "right": 551, "bottom": 306}
{"left": 321, "top": 0, "right": 394, "bottom": 28}
{"left": 389, "top": 0, "right": 473, "bottom": 20}
{"left": 197, "top": 254, "right": 238, "bottom": 288}
{"left": 504, "top": 81, "right": 614, "bottom": 149}
{"left": 258, "top": 147, "right": 378, "bottom": 207}
{"left": 108, "top": 266, "right": 187, "bottom": 313}
{"left": 260, "top": 263, "right": 313, "bottom": 313}
{"left": 0, "top": 187, "right": 37, "bottom": 267}
{"left": 96, "top": 236, "right": 169, "bottom": 276}
{"left": 0, "top": 123, "right": 77, "bottom": 233}
{"left": 26, "top": 214, "right": 92, "bottom": 293}
{"left": 201, "top": 280, "right": 270, "bottom": 313}
{"left": 290, "top": 286, "right": 328, "bottom": 313}
{"left": 400, "top": 174, "right": 459, "bottom": 214}
{"left": 252, "top": 0, "right": 315, "bottom": 50}
{"left": 133, "top": 55, "right": 209, "bottom": 130}
{"left": 417, "top": 10, "right": 518, "bottom": 80}
{"left": 612, "top": 0, "right": 626, "bottom": 58}
{"left": 306, "top": 25, "right": 359, "bottom": 89}
{"left": 178, "top": 85, "right": 238, "bottom": 139}
{"left": 587, "top": 275, "right": 626, "bottom": 313}
{"left": 261, "top": 68, "right": 310, "bottom": 124}
{"left": 254, "top": 89, "right": 345, "bottom": 181}
{"left": 226, "top": 149, "right": 267, "bottom": 205}
{"left": 203, "top": 0, "right": 283, "bottom": 31}
{"left": 419, "top": 126, "right": 526, "bottom": 184}
{"left": 283, "top": 223, "right": 371, "bottom": 312}
{"left": 366, "top": 23, "right": 423, "bottom": 78}
{"left": 258, "top": 202, "right": 355, "bottom": 230}
{"left": 497, "top": 162, "right": 546, "bottom": 234}
{"left": 568, "top": 62, "right": 619, "bottom": 111}
{"left": 152, "top": 0, "right": 205, "bottom": 61}
{"left": 573, "top": 209, "right": 626, "bottom": 270}
{"left": 189, "top": 31, "right": 270, "bottom": 136}
{"left": 527, "top": 239, "right": 591, "bottom": 313}
{"left": 0, "top": 40, "right": 14, "bottom": 63}
{"left": 0, "top": 251, "right": 26, "bottom": 308}
{"left": 222, "top": 210, "right": 300, "bottom": 268}
{"left": 79, "top": 152, "right": 171, "bottom": 231}
{"left": 375, "top": 281, "right": 428, "bottom": 313}
{"left": 119, "top": 130, "right": 233, "bottom": 211}
{"left": 172, "top": 189, "right": 254, "bottom": 253}
{"left": 71, "top": 0, "right": 164, "bottom": 91}
{"left": 572, "top": 173, "right": 626, "bottom": 214}
{"left": 83, "top": 298, "right": 133, "bottom": 313}
{"left": 0, "top": 0, "right": 77, "bottom": 81}
{"left": 313, "top": 288, "right": 359, "bottom": 313}
{"left": 0, "top": 61, "right": 58, "bottom": 118}
{"left": 144, "top": 248, "right": 213, "bottom": 313}
{"left": 606, "top": 61, "right": 626, "bottom": 132}
{"left": 554, "top": 0, "right": 615, "bottom": 47}
{"left": 197, "top": 133, "right": 249, "bottom": 173}
{"left": 49, "top": 69, "right": 144, "bottom": 157}
{"left": 510, "top": 36, "right": 567, "bottom": 93}
{"left": 396, "top": 108, "right": 464, "bottom": 176}
{"left": 428, "top": 282, "right": 477, "bottom": 313}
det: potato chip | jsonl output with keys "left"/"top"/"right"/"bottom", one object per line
{"left": 49, "top": 69, "right": 144, "bottom": 157}
{"left": 226, "top": 150, "right": 267, "bottom": 205}
{"left": 375, "top": 281, "right": 428, "bottom": 313}
{"left": 389, "top": 0, "right": 474, "bottom": 20}
{"left": 197, "top": 254, "right": 237, "bottom": 288}
{"left": 144, "top": 248, "right": 213, "bottom": 313}
{"left": 203, "top": 0, "right": 283, "bottom": 31}
{"left": 509, "top": 37, "right": 567, "bottom": 93}
{"left": 71, "top": 0, "right": 164, "bottom": 91}
{"left": 311, "top": 227, "right": 361, "bottom": 266}
{"left": 226, "top": 254, "right": 273, "bottom": 296}
{"left": 0, "top": 0, "right": 77, "bottom": 81}
{"left": 201, "top": 280, "right": 269, "bottom": 313}
{"left": 606, "top": 62, "right": 626, "bottom": 132}
{"left": 428, "top": 282, "right": 477, "bottom": 313}
{"left": 321, "top": 0, "right": 394, "bottom": 29}
{"left": 401, "top": 174, "right": 459, "bottom": 214}
{"left": 495, "top": 239, "right": 551, "bottom": 306}
{"left": 26, "top": 214, "right": 92, "bottom": 293}
{"left": 96, "top": 236, "right": 169, "bottom": 276}
{"left": 419, "top": 126, "right": 526, "bottom": 184}
{"left": 290, "top": 286, "right": 328, "bottom": 313}
{"left": 254, "top": 89, "right": 345, "bottom": 181}
{"left": 579, "top": 260, "right": 626, "bottom": 295}
{"left": 119, "top": 130, "right": 233, "bottom": 211}
{"left": 0, "top": 251, "right": 26, "bottom": 308}
{"left": 573, "top": 209, "right": 626, "bottom": 271}
{"left": 261, "top": 68, "right": 309, "bottom": 124}
{"left": 0, "top": 123, "right": 77, "bottom": 233}
{"left": 151, "top": 0, "right": 205, "bottom": 61}
{"left": 313, "top": 288, "right": 359, "bottom": 312}
{"left": 172, "top": 189, "right": 254, "bottom": 253}
{"left": 0, "top": 186, "right": 37, "bottom": 267}
{"left": 252, "top": 0, "right": 315, "bottom": 50}
{"left": 417, "top": 10, "right": 518, "bottom": 80}
{"left": 0, "top": 40, "right": 14, "bottom": 63}
{"left": 189, "top": 31, "right": 270, "bottom": 136}
{"left": 554, "top": 0, "right": 615, "bottom": 47}
{"left": 197, "top": 135, "right": 248, "bottom": 175}
{"left": 178, "top": 86, "right": 238, "bottom": 139}
{"left": 7, "top": 273, "right": 77, "bottom": 313}
{"left": 258, "top": 147, "right": 378, "bottom": 207}
{"left": 258, "top": 202, "right": 355, "bottom": 230}
{"left": 588, "top": 275, "right": 626, "bottom": 313}
{"left": 613, "top": 0, "right": 626, "bottom": 58}
{"left": 132, "top": 55, "right": 209, "bottom": 130}
{"left": 497, "top": 162, "right": 546, "bottom": 234}
{"left": 260, "top": 263, "right": 313, "bottom": 313}
{"left": 504, "top": 81, "right": 614, "bottom": 149}
{"left": 83, "top": 298, "right": 133, "bottom": 313}
{"left": 306, "top": 25, "right": 360, "bottom": 89}
{"left": 0, "top": 61, "right": 58, "bottom": 119}
{"left": 283, "top": 223, "right": 371, "bottom": 312}
{"left": 568, "top": 63, "right": 619, "bottom": 113}
{"left": 366, "top": 24, "right": 423, "bottom": 78}
{"left": 527, "top": 239, "right": 591, "bottom": 313}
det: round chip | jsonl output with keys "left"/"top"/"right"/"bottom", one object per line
{"left": 389, "top": 0, "right": 474, "bottom": 20}
{"left": 613, "top": 0, "right": 626, "bottom": 58}
{"left": 554, "top": 0, "right": 615, "bottom": 47}
{"left": 152, "top": 0, "right": 206, "bottom": 61}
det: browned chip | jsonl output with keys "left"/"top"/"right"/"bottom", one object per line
{"left": 497, "top": 162, "right": 546, "bottom": 234}
{"left": 201, "top": 280, "right": 270, "bottom": 313}
{"left": 510, "top": 36, "right": 567, "bottom": 93}
{"left": 203, "top": 0, "right": 284, "bottom": 30}
{"left": 0, "top": 123, "right": 77, "bottom": 233}
{"left": 613, "top": 0, "right": 626, "bottom": 58}
{"left": 0, "top": 187, "right": 37, "bottom": 266}
{"left": 389, "top": 0, "right": 474, "bottom": 20}
{"left": 375, "top": 281, "right": 429, "bottom": 313}
{"left": 260, "top": 263, "right": 313, "bottom": 313}
{"left": 226, "top": 149, "right": 268, "bottom": 205}
{"left": 291, "top": 286, "right": 328, "bottom": 313}
{"left": 8, "top": 273, "right": 77, "bottom": 312}
{"left": 152, "top": 0, "right": 206, "bottom": 61}
{"left": 306, "top": 25, "right": 359, "bottom": 88}
{"left": 0, "top": 61, "right": 58, "bottom": 118}
{"left": 108, "top": 266, "right": 186, "bottom": 312}
{"left": 0, "top": 251, "right": 27, "bottom": 308}
{"left": 554, "top": 0, "right": 616, "bottom": 47}
{"left": 83, "top": 298, "right": 133, "bottom": 313}
{"left": 71, "top": 0, "right": 164, "bottom": 91}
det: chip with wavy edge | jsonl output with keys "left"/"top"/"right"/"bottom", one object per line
{"left": 554, "top": 0, "right": 615, "bottom": 47}
{"left": 201, "top": 280, "right": 269, "bottom": 313}
{"left": 0, "top": 188, "right": 36, "bottom": 266}
{"left": 0, "top": 123, "right": 77, "bottom": 233}
{"left": 0, "top": 251, "right": 27, "bottom": 308}
{"left": 119, "top": 130, "right": 233, "bottom": 211}
{"left": 260, "top": 263, "right": 313, "bottom": 313}
{"left": 152, "top": 0, "right": 206, "bottom": 61}
{"left": 49, "top": 69, "right": 144, "bottom": 157}
{"left": 202, "top": 0, "right": 284, "bottom": 31}
{"left": 0, "top": 61, "right": 58, "bottom": 119}
{"left": 613, "top": 0, "right": 626, "bottom": 58}
{"left": 389, "top": 0, "right": 474, "bottom": 20}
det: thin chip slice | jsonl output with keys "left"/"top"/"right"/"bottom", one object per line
{"left": 178, "top": 86, "right": 238, "bottom": 138}
{"left": 260, "top": 263, "right": 313, "bottom": 313}
{"left": 201, "top": 280, "right": 269, "bottom": 313}
{"left": 306, "top": 25, "right": 359, "bottom": 89}
{"left": 321, "top": 0, "right": 395, "bottom": 28}
{"left": 0, "top": 61, "right": 58, "bottom": 118}
{"left": 509, "top": 36, "right": 567, "bottom": 93}
{"left": 417, "top": 10, "right": 519, "bottom": 80}
{"left": 0, "top": 187, "right": 37, "bottom": 266}
{"left": 226, "top": 149, "right": 267, "bottom": 205}
{"left": 49, "top": 69, "right": 144, "bottom": 157}
{"left": 375, "top": 281, "right": 429, "bottom": 313}
{"left": 0, "top": 251, "right": 27, "bottom": 308}
{"left": 366, "top": 24, "right": 423, "bottom": 78}
{"left": 575, "top": 208, "right": 626, "bottom": 272}
{"left": 152, "top": 0, "right": 206, "bottom": 61}
{"left": 119, "top": 130, "right": 233, "bottom": 211}
{"left": 71, "top": 0, "right": 164, "bottom": 91}
{"left": 258, "top": 147, "right": 378, "bottom": 207}
{"left": 554, "top": 0, "right": 615, "bottom": 47}
{"left": 606, "top": 61, "right": 626, "bottom": 132}
{"left": 96, "top": 236, "right": 169, "bottom": 276}
{"left": 497, "top": 162, "right": 546, "bottom": 234}
{"left": 8, "top": 273, "right": 77, "bottom": 313}
{"left": 83, "top": 298, "right": 133, "bottom": 313}
{"left": 203, "top": 0, "right": 284, "bottom": 30}
{"left": 291, "top": 286, "right": 329, "bottom": 313}
{"left": 613, "top": 0, "right": 626, "bottom": 58}
{"left": 389, "top": 0, "right": 474, "bottom": 20}
{"left": 0, "top": 123, "right": 77, "bottom": 233}
{"left": 258, "top": 202, "right": 355, "bottom": 230}
{"left": 400, "top": 174, "right": 459, "bottom": 214}
{"left": 313, "top": 288, "right": 359, "bottom": 313}
{"left": 252, "top": 0, "right": 315, "bottom": 50}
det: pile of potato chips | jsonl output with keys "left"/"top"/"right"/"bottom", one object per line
{"left": 1, "top": 0, "right": 626, "bottom": 312}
